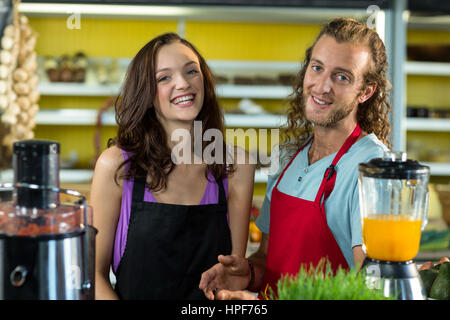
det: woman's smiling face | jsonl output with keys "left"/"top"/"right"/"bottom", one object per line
{"left": 153, "top": 41, "right": 204, "bottom": 128}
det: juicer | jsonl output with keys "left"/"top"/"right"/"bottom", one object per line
{"left": 358, "top": 151, "right": 430, "bottom": 300}
{"left": 0, "top": 140, "right": 96, "bottom": 299}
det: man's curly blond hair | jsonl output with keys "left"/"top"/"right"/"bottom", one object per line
{"left": 281, "top": 17, "right": 392, "bottom": 160}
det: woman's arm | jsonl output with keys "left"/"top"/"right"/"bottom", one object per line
{"left": 91, "top": 146, "right": 124, "bottom": 300}
{"left": 227, "top": 148, "right": 255, "bottom": 257}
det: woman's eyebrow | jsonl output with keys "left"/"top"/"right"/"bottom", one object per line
{"left": 156, "top": 61, "right": 198, "bottom": 74}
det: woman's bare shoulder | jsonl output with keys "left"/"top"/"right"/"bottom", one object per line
{"left": 95, "top": 146, "right": 124, "bottom": 173}
{"left": 91, "top": 146, "right": 125, "bottom": 196}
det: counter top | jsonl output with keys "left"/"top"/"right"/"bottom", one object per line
{"left": 416, "top": 249, "right": 450, "bottom": 262}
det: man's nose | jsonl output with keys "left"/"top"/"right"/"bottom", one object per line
{"left": 314, "top": 73, "right": 332, "bottom": 94}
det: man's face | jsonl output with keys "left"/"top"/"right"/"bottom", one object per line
{"left": 302, "top": 35, "right": 374, "bottom": 128}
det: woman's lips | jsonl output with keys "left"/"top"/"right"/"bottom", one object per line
{"left": 171, "top": 94, "right": 196, "bottom": 107}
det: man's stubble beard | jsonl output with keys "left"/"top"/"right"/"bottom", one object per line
{"left": 302, "top": 92, "right": 359, "bottom": 129}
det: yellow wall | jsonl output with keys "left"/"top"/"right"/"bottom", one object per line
{"left": 407, "top": 29, "right": 450, "bottom": 45}
{"left": 31, "top": 17, "right": 178, "bottom": 57}
{"left": 185, "top": 21, "right": 319, "bottom": 61}
{"left": 406, "top": 29, "right": 450, "bottom": 109}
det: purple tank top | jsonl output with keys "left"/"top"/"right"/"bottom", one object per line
{"left": 112, "top": 150, "right": 229, "bottom": 273}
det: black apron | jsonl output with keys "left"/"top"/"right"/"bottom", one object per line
{"left": 114, "top": 171, "right": 232, "bottom": 300}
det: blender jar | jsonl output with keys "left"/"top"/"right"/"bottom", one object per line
{"left": 358, "top": 151, "right": 430, "bottom": 262}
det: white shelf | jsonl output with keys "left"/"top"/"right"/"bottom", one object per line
{"left": 0, "top": 168, "right": 268, "bottom": 184}
{"left": 19, "top": 3, "right": 368, "bottom": 23}
{"left": 36, "top": 109, "right": 116, "bottom": 126}
{"left": 2, "top": 165, "right": 448, "bottom": 184}
{"left": 37, "top": 82, "right": 292, "bottom": 99}
{"left": 406, "top": 118, "right": 450, "bottom": 132}
{"left": 254, "top": 170, "right": 268, "bottom": 183}
{"left": 36, "top": 109, "right": 286, "bottom": 128}
{"left": 2, "top": 164, "right": 447, "bottom": 184}
{"left": 423, "top": 162, "right": 450, "bottom": 176}
{"left": 405, "top": 61, "right": 450, "bottom": 76}
{"left": 208, "top": 60, "right": 299, "bottom": 72}
{"left": 0, "top": 169, "right": 94, "bottom": 184}
{"left": 225, "top": 114, "right": 286, "bottom": 128}
{"left": 38, "top": 82, "right": 121, "bottom": 96}
{"left": 217, "top": 84, "right": 291, "bottom": 99}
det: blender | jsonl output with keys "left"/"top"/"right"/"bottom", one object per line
{"left": 358, "top": 151, "right": 430, "bottom": 300}
{"left": 0, "top": 140, "right": 96, "bottom": 299}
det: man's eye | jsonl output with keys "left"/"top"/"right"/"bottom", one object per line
{"left": 337, "top": 74, "right": 349, "bottom": 81}
{"left": 311, "top": 65, "right": 322, "bottom": 72}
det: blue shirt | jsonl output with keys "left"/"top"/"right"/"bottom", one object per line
{"left": 255, "top": 133, "right": 388, "bottom": 268}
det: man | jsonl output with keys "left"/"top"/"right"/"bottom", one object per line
{"left": 199, "top": 17, "right": 392, "bottom": 300}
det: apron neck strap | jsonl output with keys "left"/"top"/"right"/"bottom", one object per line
{"left": 132, "top": 168, "right": 147, "bottom": 203}
{"left": 131, "top": 168, "right": 227, "bottom": 206}
{"left": 314, "top": 124, "right": 361, "bottom": 206}
{"left": 274, "top": 135, "right": 314, "bottom": 190}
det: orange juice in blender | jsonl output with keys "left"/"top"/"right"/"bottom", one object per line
{"left": 363, "top": 214, "right": 422, "bottom": 262}
{"left": 358, "top": 151, "right": 430, "bottom": 299}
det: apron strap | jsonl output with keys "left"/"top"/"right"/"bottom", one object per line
{"left": 131, "top": 168, "right": 147, "bottom": 204}
{"left": 216, "top": 176, "right": 227, "bottom": 206}
{"left": 274, "top": 135, "right": 314, "bottom": 190}
{"left": 314, "top": 124, "right": 361, "bottom": 206}
{"left": 132, "top": 167, "right": 227, "bottom": 206}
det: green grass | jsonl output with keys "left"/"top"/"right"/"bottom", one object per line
{"left": 267, "top": 259, "right": 392, "bottom": 300}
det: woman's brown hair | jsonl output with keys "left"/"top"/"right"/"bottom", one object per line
{"left": 109, "top": 32, "right": 232, "bottom": 191}
{"left": 282, "top": 17, "right": 392, "bottom": 160}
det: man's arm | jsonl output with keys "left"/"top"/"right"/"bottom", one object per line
{"left": 199, "top": 232, "right": 269, "bottom": 300}
{"left": 247, "top": 232, "right": 269, "bottom": 292}
{"left": 353, "top": 245, "right": 365, "bottom": 270}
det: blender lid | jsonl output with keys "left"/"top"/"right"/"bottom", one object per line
{"left": 358, "top": 151, "right": 430, "bottom": 179}
{"left": 13, "top": 139, "right": 59, "bottom": 156}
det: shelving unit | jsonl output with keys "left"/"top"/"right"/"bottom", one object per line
{"left": 36, "top": 108, "right": 287, "bottom": 128}
{"left": 37, "top": 82, "right": 121, "bottom": 97}
{"left": 422, "top": 163, "right": 450, "bottom": 177}
{"left": 37, "top": 57, "right": 298, "bottom": 99}
{"left": 403, "top": 59, "right": 450, "bottom": 180}
{"left": 405, "top": 118, "right": 450, "bottom": 132}
{"left": 0, "top": 168, "right": 94, "bottom": 184}
{"left": 0, "top": 168, "right": 269, "bottom": 184}
{"left": 38, "top": 82, "right": 293, "bottom": 100}
{"left": 405, "top": 61, "right": 450, "bottom": 76}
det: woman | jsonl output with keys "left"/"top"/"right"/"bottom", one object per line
{"left": 91, "top": 33, "right": 254, "bottom": 300}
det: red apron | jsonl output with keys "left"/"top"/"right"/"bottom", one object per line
{"left": 261, "top": 125, "right": 361, "bottom": 297}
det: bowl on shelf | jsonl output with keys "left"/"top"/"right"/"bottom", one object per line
{"left": 435, "top": 184, "right": 450, "bottom": 228}
{"left": 407, "top": 45, "right": 450, "bottom": 63}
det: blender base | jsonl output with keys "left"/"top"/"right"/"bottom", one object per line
{"left": 362, "top": 258, "right": 426, "bottom": 300}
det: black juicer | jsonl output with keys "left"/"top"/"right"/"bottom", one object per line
{"left": 0, "top": 140, "right": 96, "bottom": 299}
